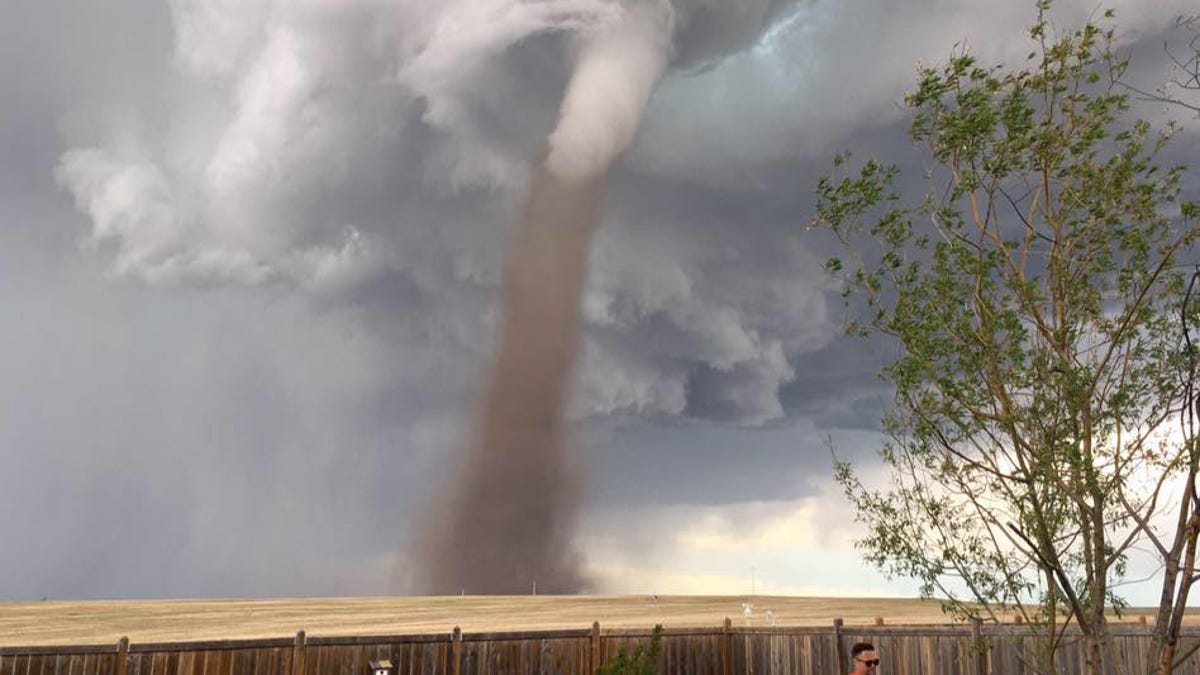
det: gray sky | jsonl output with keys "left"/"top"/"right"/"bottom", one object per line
{"left": 1, "top": 0, "right": 1198, "bottom": 602}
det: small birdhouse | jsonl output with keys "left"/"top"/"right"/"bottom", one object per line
{"left": 368, "top": 659, "right": 393, "bottom": 675}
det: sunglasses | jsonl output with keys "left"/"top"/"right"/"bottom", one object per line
{"left": 856, "top": 658, "right": 881, "bottom": 667}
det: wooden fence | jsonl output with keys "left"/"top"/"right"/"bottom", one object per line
{"left": 3, "top": 620, "right": 1199, "bottom": 675}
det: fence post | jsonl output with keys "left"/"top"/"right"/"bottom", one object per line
{"left": 834, "top": 618, "right": 845, "bottom": 675}
{"left": 451, "top": 626, "right": 462, "bottom": 675}
{"left": 723, "top": 617, "right": 733, "bottom": 675}
{"left": 590, "top": 621, "right": 601, "bottom": 673}
{"left": 971, "top": 617, "right": 986, "bottom": 675}
{"left": 115, "top": 636, "right": 129, "bottom": 675}
{"left": 291, "top": 630, "right": 306, "bottom": 675}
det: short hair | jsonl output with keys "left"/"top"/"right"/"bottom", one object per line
{"left": 851, "top": 642, "right": 876, "bottom": 658}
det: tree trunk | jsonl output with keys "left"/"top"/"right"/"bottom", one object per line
{"left": 1086, "top": 632, "right": 1103, "bottom": 675}
{"left": 1158, "top": 642, "right": 1176, "bottom": 675}
{"left": 1158, "top": 510, "right": 1200, "bottom": 675}
{"left": 1045, "top": 568, "right": 1057, "bottom": 675}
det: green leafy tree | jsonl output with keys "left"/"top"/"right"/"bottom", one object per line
{"left": 595, "top": 625, "right": 663, "bottom": 675}
{"left": 816, "top": 6, "right": 1199, "bottom": 675}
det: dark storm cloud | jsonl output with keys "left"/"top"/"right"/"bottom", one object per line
{"left": 2, "top": 0, "right": 1198, "bottom": 599}
{"left": 781, "top": 339, "right": 890, "bottom": 433}
{"left": 585, "top": 421, "right": 830, "bottom": 507}
{"left": 47, "top": 0, "right": 840, "bottom": 431}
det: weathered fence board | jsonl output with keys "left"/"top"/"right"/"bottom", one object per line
{"left": 0, "top": 653, "right": 116, "bottom": 675}
{"left": 5, "top": 622, "right": 1200, "bottom": 674}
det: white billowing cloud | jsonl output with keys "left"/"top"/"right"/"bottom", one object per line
{"left": 53, "top": 0, "right": 831, "bottom": 426}
{"left": 57, "top": 0, "right": 811, "bottom": 285}
{"left": 58, "top": 1, "right": 396, "bottom": 289}
{"left": 576, "top": 342, "right": 691, "bottom": 418}
{"left": 56, "top": 148, "right": 187, "bottom": 278}
{"left": 169, "top": 0, "right": 270, "bottom": 80}
{"left": 576, "top": 215, "right": 833, "bottom": 422}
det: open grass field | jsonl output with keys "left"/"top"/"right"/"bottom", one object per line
{"left": 1, "top": 595, "right": 1186, "bottom": 648}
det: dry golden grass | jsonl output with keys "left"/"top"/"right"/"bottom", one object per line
{"left": 0, "top": 596, "right": 945, "bottom": 646}
{"left": 0, "top": 595, "right": 1183, "bottom": 648}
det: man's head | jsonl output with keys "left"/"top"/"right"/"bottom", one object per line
{"left": 850, "top": 642, "right": 879, "bottom": 673}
